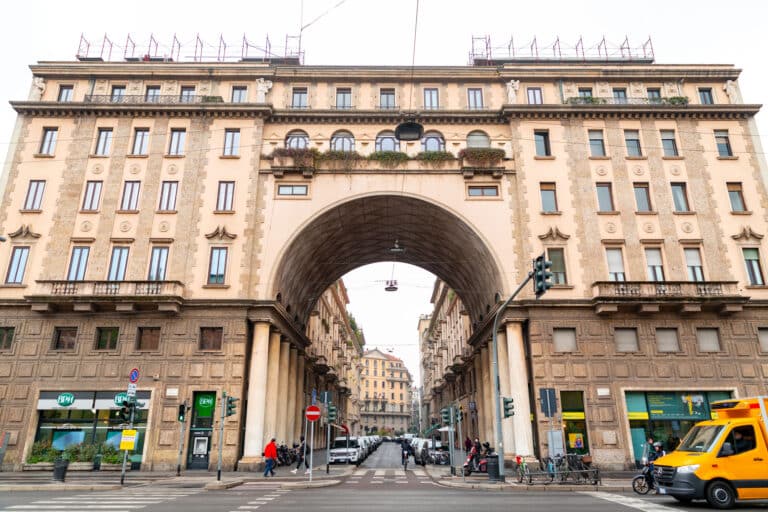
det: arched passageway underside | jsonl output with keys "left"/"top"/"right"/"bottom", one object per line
{"left": 273, "top": 195, "right": 504, "bottom": 327}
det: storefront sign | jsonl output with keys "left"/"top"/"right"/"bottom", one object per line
{"left": 56, "top": 393, "right": 75, "bottom": 407}
{"left": 647, "top": 392, "right": 709, "bottom": 420}
{"left": 196, "top": 393, "right": 215, "bottom": 417}
{"left": 120, "top": 429, "right": 137, "bottom": 450}
{"left": 114, "top": 392, "right": 128, "bottom": 407}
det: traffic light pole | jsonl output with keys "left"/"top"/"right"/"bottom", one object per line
{"left": 217, "top": 391, "right": 226, "bottom": 481}
{"left": 120, "top": 399, "right": 135, "bottom": 486}
{"left": 176, "top": 399, "right": 187, "bottom": 477}
{"left": 491, "top": 270, "right": 534, "bottom": 483}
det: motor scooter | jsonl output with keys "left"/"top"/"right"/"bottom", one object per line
{"left": 462, "top": 442, "right": 493, "bottom": 475}
{"left": 632, "top": 464, "right": 656, "bottom": 494}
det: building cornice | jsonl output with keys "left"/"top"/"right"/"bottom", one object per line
{"left": 10, "top": 101, "right": 273, "bottom": 118}
{"left": 501, "top": 104, "right": 761, "bottom": 119}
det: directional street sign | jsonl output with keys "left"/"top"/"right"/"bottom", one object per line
{"left": 305, "top": 405, "right": 321, "bottom": 422}
{"left": 127, "top": 383, "right": 137, "bottom": 397}
{"left": 129, "top": 368, "right": 140, "bottom": 383}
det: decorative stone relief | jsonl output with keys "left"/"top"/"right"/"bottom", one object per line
{"left": 724, "top": 80, "right": 740, "bottom": 103}
{"left": 633, "top": 166, "right": 644, "bottom": 176}
{"left": 595, "top": 167, "right": 607, "bottom": 176}
{"left": 663, "top": 81, "right": 679, "bottom": 97}
{"left": 205, "top": 226, "right": 237, "bottom": 240}
{"left": 119, "top": 221, "right": 131, "bottom": 232}
{"left": 670, "top": 166, "right": 681, "bottom": 176}
{"left": 81, "top": 221, "right": 92, "bottom": 232}
{"left": 255, "top": 78, "right": 273, "bottom": 103}
{"left": 129, "top": 165, "right": 140, "bottom": 175}
{"left": 167, "top": 165, "right": 178, "bottom": 175}
{"left": 732, "top": 226, "right": 764, "bottom": 241}
{"left": 159, "top": 222, "right": 170, "bottom": 232}
{"left": 681, "top": 222, "right": 694, "bottom": 234}
{"left": 605, "top": 222, "right": 617, "bottom": 234}
{"left": 506, "top": 80, "right": 520, "bottom": 104}
{"left": 562, "top": 82, "right": 577, "bottom": 99}
{"left": 30, "top": 77, "right": 46, "bottom": 100}
{"left": 93, "top": 79, "right": 109, "bottom": 95}
{"left": 538, "top": 227, "right": 571, "bottom": 241}
{"left": 629, "top": 82, "right": 645, "bottom": 98}
{"left": 8, "top": 225, "right": 41, "bottom": 239}
{"left": 643, "top": 222, "right": 655, "bottom": 234}
{"left": 91, "top": 164, "right": 103, "bottom": 175}
{"left": 596, "top": 81, "right": 611, "bottom": 97}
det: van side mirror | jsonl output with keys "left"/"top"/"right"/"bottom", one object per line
{"left": 719, "top": 442, "right": 734, "bottom": 457}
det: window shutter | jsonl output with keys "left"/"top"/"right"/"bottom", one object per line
{"left": 615, "top": 328, "right": 639, "bottom": 352}
{"left": 696, "top": 328, "right": 720, "bottom": 352}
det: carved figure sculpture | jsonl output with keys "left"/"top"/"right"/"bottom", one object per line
{"left": 255, "top": 78, "right": 274, "bottom": 103}
{"left": 506, "top": 80, "right": 520, "bottom": 103}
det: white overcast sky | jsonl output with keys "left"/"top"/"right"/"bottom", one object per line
{"left": 1, "top": 0, "right": 767, "bottom": 385}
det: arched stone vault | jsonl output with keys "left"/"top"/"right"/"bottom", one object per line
{"left": 272, "top": 195, "right": 504, "bottom": 327}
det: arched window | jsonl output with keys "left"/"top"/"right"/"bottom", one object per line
{"left": 467, "top": 130, "right": 490, "bottom": 148}
{"left": 331, "top": 131, "right": 355, "bottom": 152}
{"left": 285, "top": 130, "right": 309, "bottom": 149}
{"left": 421, "top": 131, "right": 445, "bottom": 152}
{"left": 375, "top": 131, "right": 399, "bottom": 152}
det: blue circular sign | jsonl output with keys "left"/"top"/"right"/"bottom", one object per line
{"left": 129, "top": 368, "right": 140, "bottom": 383}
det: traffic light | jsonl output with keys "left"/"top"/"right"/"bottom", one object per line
{"left": 503, "top": 397, "right": 515, "bottom": 418}
{"left": 456, "top": 406, "right": 463, "bottom": 424}
{"left": 178, "top": 403, "right": 186, "bottom": 422}
{"left": 226, "top": 396, "right": 239, "bottom": 417}
{"left": 440, "top": 407, "right": 451, "bottom": 424}
{"left": 533, "top": 253, "right": 553, "bottom": 299}
{"left": 119, "top": 400, "right": 132, "bottom": 421}
{"left": 327, "top": 403, "right": 337, "bottom": 422}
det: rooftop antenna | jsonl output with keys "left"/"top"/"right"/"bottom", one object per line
{"left": 124, "top": 34, "right": 136, "bottom": 61}
{"left": 194, "top": 34, "right": 204, "bottom": 62}
{"left": 170, "top": 34, "right": 181, "bottom": 62}
{"left": 217, "top": 34, "right": 227, "bottom": 62}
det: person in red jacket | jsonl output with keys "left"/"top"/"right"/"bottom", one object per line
{"left": 263, "top": 438, "right": 277, "bottom": 477}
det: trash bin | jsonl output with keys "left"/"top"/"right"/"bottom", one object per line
{"left": 93, "top": 454, "right": 102, "bottom": 471}
{"left": 486, "top": 454, "right": 500, "bottom": 481}
{"left": 52, "top": 458, "right": 69, "bottom": 482}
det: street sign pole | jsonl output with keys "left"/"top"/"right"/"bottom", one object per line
{"left": 449, "top": 405, "right": 455, "bottom": 474}
{"left": 324, "top": 395, "right": 330, "bottom": 475}
{"left": 217, "top": 391, "right": 226, "bottom": 481}
{"left": 119, "top": 399, "right": 134, "bottom": 486}
{"left": 456, "top": 403, "right": 464, "bottom": 466}
{"left": 309, "top": 417, "right": 315, "bottom": 483}
{"left": 176, "top": 399, "right": 187, "bottom": 477}
{"left": 120, "top": 368, "right": 140, "bottom": 486}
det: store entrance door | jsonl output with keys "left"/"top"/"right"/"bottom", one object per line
{"left": 187, "top": 391, "right": 215, "bottom": 470}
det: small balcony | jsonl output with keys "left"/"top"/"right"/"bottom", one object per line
{"left": 84, "top": 95, "right": 224, "bottom": 104}
{"left": 26, "top": 280, "right": 184, "bottom": 313}
{"left": 591, "top": 281, "right": 745, "bottom": 315}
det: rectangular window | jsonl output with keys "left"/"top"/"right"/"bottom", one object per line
{"left": 615, "top": 328, "right": 639, "bottom": 352}
{"left": 5, "top": 247, "right": 29, "bottom": 284}
{"left": 467, "top": 186, "right": 499, "bottom": 197}
{"left": 111, "top": 86, "right": 126, "bottom": 102}
{"left": 231, "top": 86, "right": 247, "bottom": 103}
{"left": 606, "top": 248, "right": 625, "bottom": 281}
{"left": 743, "top": 248, "right": 765, "bottom": 285}
{"left": 759, "top": 328, "right": 768, "bottom": 352}
{"left": 137, "top": 327, "right": 160, "bottom": 351}
{"left": 24, "top": 180, "right": 45, "bottom": 210}
{"left": 467, "top": 88, "right": 483, "bottom": 109}
{"left": 158, "top": 181, "right": 178, "bottom": 211}
{"left": 0, "top": 327, "right": 14, "bottom": 350}
{"left": 58, "top": 85, "right": 73, "bottom": 102}
{"left": 696, "top": 328, "right": 721, "bottom": 352}
{"left": 647, "top": 88, "right": 661, "bottom": 103}
{"left": 95, "top": 128, "right": 113, "bottom": 156}
{"left": 633, "top": 182, "right": 652, "bottom": 212}
{"left": 39, "top": 128, "right": 58, "bottom": 155}
{"left": 613, "top": 88, "right": 627, "bottom": 103}
{"left": 645, "top": 248, "right": 665, "bottom": 281}
{"left": 131, "top": 128, "right": 149, "bottom": 155}
{"left": 596, "top": 183, "right": 614, "bottom": 212}
{"left": 527, "top": 87, "right": 543, "bottom": 105}
{"left": 699, "top": 88, "right": 714, "bottom": 105}
{"left": 223, "top": 129, "right": 240, "bottom": 156}
{"left": 200, "top": 327, "right": 223, "bottom": 351}
{"left": 578, "top": 88, "right": 593, "bottom": 98}
{"left": 553, "top": 328, "right": 577, "bottom": 353}
{"left": 53, "top": 327, "right": 77, "bottom": 351}
{"left": 120, "top": 181, "right": 141, "bottom": 210}
{"left": 82, "top": 181, "right": 102, "bottom": 211}
{"left": 661, "top": 130, "right": 679, "bottom": 157}
{"left": 727, "top": 183, "right": 746, "bottom": 212}
{"left": 685, "top": 248, "right": 704, "bottom": 282}
{"left": 179, "top": 86, "right": 195, "bottom": 103}
{"left": 588, "top": 130, "right": 606, "bottom": 157}
{"left": 424, "top": 88, "right": 439, "bottom": 109}
{"left": 168, "top": 128, "right": 186, "bottom": 156}
{"left": 145, "top": 86, "right": 160, "bottom": 103}
{"left": 216, "top": 181, "right": 235, "bottom": 211}
{"left": 67, "top": 246, "right": 90, "bottom": 281}
{"left": 335, "top": 88, "right": 352, "bottom": 109}
{"left": 147, "top": 247, "right": 169, "bottom": 281}
{"left": 380, "top": 88, "right": 396, "bottom": 109}
{"left": 277, "top": 184, "right": 308, "bottom": 196}
{"left": 107, "top": 247, "right": 129, "bottom": 281}
{"left": 671, "top": 183, "right": 690, "bottom": 212}
{"left": 95, "top": 327, "right": 119, "bottom": 350}
{"left": 540, "top": 182, "right": 558, "bottom": 212}
{"left": 624, "top": 130, "right": 642, "bottom": 157}
{"left": 547, "top": 248, "right": 567, "bottom": 285}
{"left": 656, "top": 328, "right": 680, "bottom": 352}
{"left": 208, "top": 247, "right": 228, "bottom": 284}
{"left": 291, "top": 87, "right": 308, "bottom": 108}
{"left": 534, "top": 130, "right": 551, "bottom": 156}
{"left": 715, "top": 130, "right": 733, "bottom": 157}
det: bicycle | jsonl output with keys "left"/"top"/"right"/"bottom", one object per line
{"left": 515, "top": 455, "right": 531, "bottom": 484}
{"left": 540, "top": 456, "right": 555, "bottom": 482}
{"left": 402, "top": 449, "right": 409, "bottom": 471}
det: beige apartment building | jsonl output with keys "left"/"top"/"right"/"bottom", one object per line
{"left": 0, "top": 44, "right": 766, "bottom": 471}
{"left": 360, "top": 349, "right": 413, "bottom": 435}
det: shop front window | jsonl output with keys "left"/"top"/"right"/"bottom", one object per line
{"left": 560, "top": 391, "right": 588, "bottom": 454}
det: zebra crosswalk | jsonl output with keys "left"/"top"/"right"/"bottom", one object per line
{"left": 227, "top": 485, "right": 291, "bottom": 511}
{"left": 345, "top": 468, "right": 433, "bottom": 487}
{"left": 0, "top": 490, "right": 201, "bottom": 512}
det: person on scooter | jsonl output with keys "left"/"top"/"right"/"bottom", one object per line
{"left": 645, "top": 441, "right": 664, "bottom": 490}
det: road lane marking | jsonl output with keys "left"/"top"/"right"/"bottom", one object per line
{"left": 580, "top": 492, "right": 681, "bottom": 511}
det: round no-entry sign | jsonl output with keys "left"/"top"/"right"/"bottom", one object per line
{"left": 305, "top": 405, "right": 321, "bottom": 422}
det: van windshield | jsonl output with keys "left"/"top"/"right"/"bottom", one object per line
{"left": 677, "top": 425, "right": 724, "bottom": 453}
{"left": 332, "top": 439, "right": 359, "bottom": 449}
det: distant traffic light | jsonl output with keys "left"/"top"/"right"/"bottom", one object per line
{"left": 455, "top": 406, "right": 463, "bottom": 424}
{"left": 226, "top": 396, "right": 239, "bottom": 417}
{"left": 178, "top": 403, "right": 186, "bottom": 422}
{"left": 119, "top": 400, "right": 132, "bottom": 421}
{"left": 440, "top": 407, "right": 451, "bottom": 424}
{"left": 533, "top": 254, "right": 553, "bottom": 299}
{"left": 503, "top": 397, "right": 515, "bottom": 418}
{"left": 327, "top": 403, "right": 337, "bottom": 422}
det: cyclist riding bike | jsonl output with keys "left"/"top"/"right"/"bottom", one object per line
{"left": 401, "top": 440, "right": 414, "bottom": 470}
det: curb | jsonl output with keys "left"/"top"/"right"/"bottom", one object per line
{"left": 435, "top": 479, "right": 632, "bottom": 493}
{"left": 204, "top": 479, "right": 244, "bottom": 490}
{"left": 282, "top": 479, "right": 341, "bottom": 489}
{"left": 0, "top": 484, "right": 122, "bottom": 492}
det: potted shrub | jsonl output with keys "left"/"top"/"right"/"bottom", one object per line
{"left": 666, "top": 96, "right": 689, "bottom": 105}
{"left": 317, "top": 150, "right": 364, "bottom": 170}
{"left": 458, "top": 148, "right": 506, "bottom": 167}
{"left": 415, "top": 151, "right": 456, "bottom": 168}
{"left": 271, "top": 147, "right": 318, "bottom": 169}
{"left": 368, "top": 151, "right": 409, "bottom": 169}
{"left": 99, "top": 443, "right": 124, "bottom": 470}
{"left": 24, "top": 440, "right": 57, "bottom": 470}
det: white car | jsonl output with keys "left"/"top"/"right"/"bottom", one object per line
{"left": 329, "top": 436, "right": 361, "bottom": 464}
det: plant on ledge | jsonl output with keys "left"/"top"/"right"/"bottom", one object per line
{"left": 458, "top": 148, "right": 506, "bottom": 167}
{"left": 665, "top": 96, "right": 689, "bottom": 105}
{"left": 270, "top": 147, "right": 319, "bottom": 168}
{"left": 415, "top": 151, "right": 456, "bottom": 167}
{"left": 26, "top": 440, "right": 58, "bottom": 463}
{"left": 200, "top": 95, "right": 224, "bottom": 103}
{"left": 317, "top": 150, "right": 365, "bottom": 169}
{"left": 566, "top": 96, "right": 607, "bottom": 105}
{"left": 368, "top": 151, "right": 409, "bottom": 168}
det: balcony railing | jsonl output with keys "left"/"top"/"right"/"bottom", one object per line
{"left": 33, "top": 280, "right": 185, "bottom": 297}
{"left": 83, "top": 95, "right": 223, "bottom": 104}
{"left": 592, "top": 281, "right": 739, "bottom": 298}
{"left": 565, "top": 96, "right": 690, "bottom": 106}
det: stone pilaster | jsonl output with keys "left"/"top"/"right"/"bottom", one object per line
{"left": 263, "top": 331, "right": 282, "bottom": 444}
{"left": 239, "top": 321, "right": 270, "bottom": 468}
{"left": 285, "top": 347, "right": 298, "bottom": 443}
{"left": 276, "top": 341, "right": 291, "bottom": 443}
{"left": 506, "top": 322, "right": 533, "bottom": 456}
{"left": 497, "top": 330, "right": 515, "bottom": 459}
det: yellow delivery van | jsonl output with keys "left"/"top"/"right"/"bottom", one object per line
{"left": 654, "top": 396, "right": 768, "bottom": 508}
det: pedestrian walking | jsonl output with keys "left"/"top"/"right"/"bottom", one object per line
{"left": 263, "top": 438, "right": 277, "bottom": 477}
{"left": 290, "top": 436, "right": 309, "bottom": 474}
{"left": 464, "top": 436, "right": 472, "bottom": 454}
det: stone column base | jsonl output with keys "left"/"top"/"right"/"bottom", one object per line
{"left": 237, "top": 457, "right": 265, "bottom": 472}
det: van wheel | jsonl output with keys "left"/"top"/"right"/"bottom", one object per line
{"left": 706, "top": 481, "right": 735, "bottom": 509}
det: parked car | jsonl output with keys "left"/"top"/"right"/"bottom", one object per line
{"left": 328, "top": 436, "right": 362, "bottom": 464}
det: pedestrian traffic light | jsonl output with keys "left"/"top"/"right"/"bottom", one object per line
{"left": 226, "top": 396, "right": 239, "bottom": 417}
{"left": 178, "top": 403, "right": 186, "bottom": 422}
{"left": 119, "top": 399, "right": 132, "bottom": 421}
{"left": 327, "top": 403, "right": 337, "bottom": 422}
{"left": 455, "top": 406, "right": 463, "bottom": 424}
{"left": 533, "top": 253, "right": 553, "bottom": 299}
{"left": 503, "top": 397, "right": 515, "bottom": 418}
{"left": 440, "top": 407, "right": 451, "bottom": 424}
